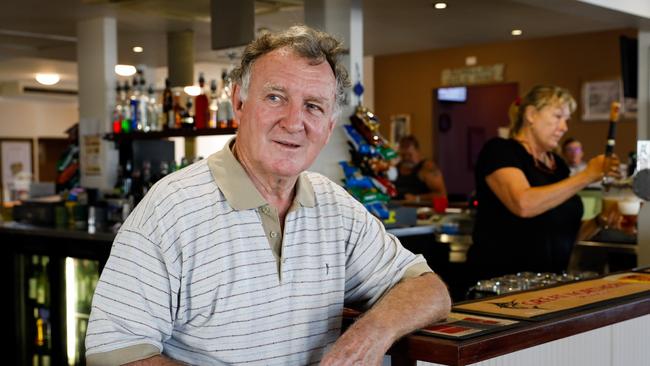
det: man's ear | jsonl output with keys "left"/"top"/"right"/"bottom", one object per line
{"left": 232, "top": 84, "right": 244, "bottom": 116}
{"left": 323, "top": 118, "right": 337, "bottom": 145}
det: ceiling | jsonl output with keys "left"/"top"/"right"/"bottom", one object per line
{"left": 1, "top": 0, "right": 649, "bottom": 86}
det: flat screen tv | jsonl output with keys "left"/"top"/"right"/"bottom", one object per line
{"left": 438, "top": 86, "right": 467, "bottom": 102}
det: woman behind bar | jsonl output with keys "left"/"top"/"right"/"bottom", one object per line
{"left": 466, "top": 85, "right": 619, "bottom": 284}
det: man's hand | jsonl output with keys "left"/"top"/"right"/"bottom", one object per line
{"left": 320, "top": 273, "right": 451, "bottom": 365}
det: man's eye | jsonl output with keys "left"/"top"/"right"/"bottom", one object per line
{"left": 306, "top": 103, "right": 324, "bottom": 113}
{"left": 267, "top": 94, "right": 282, "bottom": 102}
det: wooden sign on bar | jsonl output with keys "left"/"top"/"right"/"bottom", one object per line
{"left": 454, "top": 272, "right": 650, "bottom": 320}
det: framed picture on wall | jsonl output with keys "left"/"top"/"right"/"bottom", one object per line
{"left": 582, "top": 80, "right": 623, "bottom": 121}
{"left": 1, "top": 139, "right": 34, "bottom": 203}
{"left": 390, "top": 114, "right": 411, "bottom": 146}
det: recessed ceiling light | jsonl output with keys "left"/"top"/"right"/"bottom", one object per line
{"left": 115, "top": 64, "right": 137, "bottom": 76}
{"left": 35, "top": 73, "right": 60, "bottom": 85}
{"left": 434, "top": 2, "right": 447, "bottom": 9}
{"left": 511, "top": 29, "right": 523, "bottom": 36}
{"left": 132, "top": 46, "right": 143, "bottom": 53}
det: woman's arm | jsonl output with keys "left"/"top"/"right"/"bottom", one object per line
{"left": 486, "top": 154, "right": 615, "bottom": 218}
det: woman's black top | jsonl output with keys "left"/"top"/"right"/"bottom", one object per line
{"left": 395, "top": 161, "right": 430, "bottom": 199}
{"left": 467, "top": 138, "right": 583, "bottom": 281}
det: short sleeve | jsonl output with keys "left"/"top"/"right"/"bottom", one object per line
{"left": 85, "top": 184, "right": 181, "bottom": 364}
{"left": 476, "top": 138, "right": 526, "bottom": 178}
{"left": 343, "top": 202, "right": 430, "bottom": 309}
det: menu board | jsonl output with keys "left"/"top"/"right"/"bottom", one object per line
{"left": 419, "top": 312, "right": 520, "bottom": 340}
{"left": 454, "top": 272, "right": 650, "bottom": 320}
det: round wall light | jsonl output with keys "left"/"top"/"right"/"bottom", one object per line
{"left": 35, "top": 73, "right": 60, "bottom": 85}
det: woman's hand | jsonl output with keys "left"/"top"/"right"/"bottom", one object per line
{"left": 583, "top": 154, "right": 621, "bottom": 183}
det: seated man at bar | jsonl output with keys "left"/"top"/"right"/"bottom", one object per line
{"left": 85, "top": 25, "right": 451, "bottom": 366}
{"left": 394, "top": 135, "right": 447, "bottom": 203}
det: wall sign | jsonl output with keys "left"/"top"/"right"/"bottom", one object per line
{"left": 582, "top": 79, "right": 623, "bottom": 121}
{"left": 441, "top": 64, "right": 505, "bottom": 86}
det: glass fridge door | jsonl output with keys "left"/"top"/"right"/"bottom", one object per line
{"left": 65, "top": 257, "right": 99, "bottom": 366}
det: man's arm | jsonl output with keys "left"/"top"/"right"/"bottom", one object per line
{"left": 403, "top": 160, "right": 447, "bottom": 203}
{"left": 124, "top": 355, "right": 184, "bottom": 365}
{"left": 320, "top": 272, "right": 451, "bottom": 365}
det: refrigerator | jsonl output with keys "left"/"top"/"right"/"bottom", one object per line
{"left": 18, "top": 254, "right": 99, "bottom": 366}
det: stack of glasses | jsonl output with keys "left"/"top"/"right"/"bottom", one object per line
{"left": 467, "top": 271, "right": 599, "bottom": 299}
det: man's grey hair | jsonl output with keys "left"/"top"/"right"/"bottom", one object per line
{"left": 230, "top": 25, "right": 350, "bottom": 117}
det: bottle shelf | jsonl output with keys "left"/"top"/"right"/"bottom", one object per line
{"left": 104, "top": 127, "right": 237, "bottom": 142}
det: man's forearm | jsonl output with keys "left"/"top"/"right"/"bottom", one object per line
{"left": 124, "top": 355, "right": 184, "bottom": 366}
{"left": 320, "top": 272, "right": 451, "bottom": 365}
{"left": 355, "top": 272, "right": 451, "bottom": 345}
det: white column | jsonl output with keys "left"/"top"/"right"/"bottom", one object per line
{"left": 76, "top": 17, "right": 119, "bottom": 190}
{"left": 305, "top": 0, "right": 363, "bottom": 183}
{"left": 637, "top": 31, "right": 650, "bottom": 267}
{"left": 638, "top": 30, "right": 650, "bottom": 140}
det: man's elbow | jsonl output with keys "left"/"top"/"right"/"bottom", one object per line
{"left": 427, "top": 274, "right": 452, "bottom": 319}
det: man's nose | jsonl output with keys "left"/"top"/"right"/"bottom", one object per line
{"left": 559, "top": 118, "right": 568, "bottom": 132}
{"left": 281, "top": 101, "right": 305, "bottom": 133}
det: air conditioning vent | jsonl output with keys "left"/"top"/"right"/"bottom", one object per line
{"left": 0, "top": 81, "right": 77, "bottom": 100}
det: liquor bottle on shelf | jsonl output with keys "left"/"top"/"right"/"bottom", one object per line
{"left": 112, "top": 82, "right": 124, "bottom": 134}
{"left": 146, "top": 85, "right": 161, "bottom": 132}
{"left": 181, "top": 97, "right": 194, "bottom": 128}
{"left": 138, "top": 73, "right": 149, "bottom": 132}
{"left": 121, "top": 81, "right": 132, "bottom": 133}
{"left": 217, "top": 70, "right": 234, "bottom": 129}
{"left": 194, "top": 72, "right": 209, "bottom": 129}
{"left": 172, "top": 90, "right": 184, "bottom": 129}
{"left": 130, "top": 74, "right": 141, "bottom": 132}
{"left": 162, "top": 78, "right": 174, "bottom": 130}
{"left": 208, "top": 79, "right": 219, "bottom": 129}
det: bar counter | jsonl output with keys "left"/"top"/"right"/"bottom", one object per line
{"left": 388, "top": 288, "right": 650, "bottom": 365}
{"left": 4, "top": 222, "right": 649, "bottom": 366}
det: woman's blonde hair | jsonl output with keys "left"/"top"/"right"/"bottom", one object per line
{"left": 508, "top": 85, "right": 576, "bottom": 137}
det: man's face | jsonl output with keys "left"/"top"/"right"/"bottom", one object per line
{"left": 563, "top": 141, "right": 583, "bottom": 166}
{"left": 399, "top": 144, "right": 420, "bottom": 168}
{"left": 233, "top": 48, "right": 337, "bottom": 179}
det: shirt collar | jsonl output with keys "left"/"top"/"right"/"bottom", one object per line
{"left": 207, "top": 137, "right": 316, "bottom": 210}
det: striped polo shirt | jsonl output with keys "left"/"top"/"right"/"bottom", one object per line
{"left": 85, "top": 139, "right": 432, "bottom": 365}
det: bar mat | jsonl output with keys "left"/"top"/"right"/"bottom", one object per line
{"left": 417, "top": 312, "right": 521, "bottom": 340}
{"left": 453, "top": 272, "right": 650, "bottom": 321}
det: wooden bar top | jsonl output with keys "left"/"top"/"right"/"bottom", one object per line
{"left": 389, "top": 285, "right": 650, "bottom": 366}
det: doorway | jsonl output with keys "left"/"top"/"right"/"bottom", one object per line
{"left": 434, "top": 83, "right": 518, "bottom": 200}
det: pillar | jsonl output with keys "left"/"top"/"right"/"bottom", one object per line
{"left": 304, "top": 0, "right": 363, "bottom": 183}
{"left": 77, "top": 17, "right": 119, "bottom": 191}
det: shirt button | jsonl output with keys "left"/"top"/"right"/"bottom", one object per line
{"left": 270, "top": 231, "right": 278, "bottom": 238}
{"left": 261, "top": 206, "right": 270, "bottom": 214}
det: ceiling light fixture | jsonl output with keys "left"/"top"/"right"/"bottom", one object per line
{"left": 132, "top": 46, "right": 143, "bottom": 53}
{"left": 115, "top": 64, "right": 137, "bottom": 76}
{"left": 35, "top": 73, "right": 60, "bottom": 85}
{"left": 434, "top": 2, "right": 447, "bottom": 9}
{"left": 511, "top": 29, "right": 523, "bottom": 36}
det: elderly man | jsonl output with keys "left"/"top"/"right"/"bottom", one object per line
{"left": 86, "top": 25, "right": 450, "bottom": 366}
